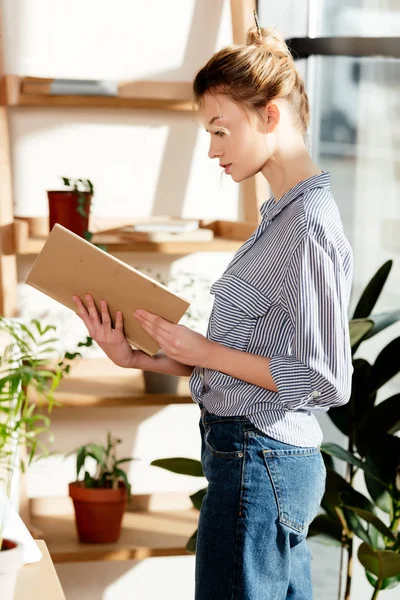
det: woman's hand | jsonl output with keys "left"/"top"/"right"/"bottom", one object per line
{"left": 72, "top": 294, "right": 145, "bottom": 369}
{"left": 134, "top": 309, "right": 213, "bottom": 367}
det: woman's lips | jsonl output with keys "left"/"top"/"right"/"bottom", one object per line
{"left": 221, "top": 164, "right": 232, "bottom": 174}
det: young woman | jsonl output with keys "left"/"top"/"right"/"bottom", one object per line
{"left": 73, "top": 24, "right": 353, "bottom": 600}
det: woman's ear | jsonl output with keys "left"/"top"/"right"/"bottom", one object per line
{"left": 263, "top": 102, "right": 280, "bottom": 133}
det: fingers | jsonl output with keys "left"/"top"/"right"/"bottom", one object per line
{"left": 73, "top": 295, "right": 115, "bottom": 332}
{"left": 115, "top": 310, "right": 124, "bottom": 333}
{"left": 85, "top": 295, "right": 101, "bottom": 326}
{"left": 100, "top": 300, "right": 112, "bottom": 327}
{"left": 72, "top": 295, "right": 90, "bottom": 325}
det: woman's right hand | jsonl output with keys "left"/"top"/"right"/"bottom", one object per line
{"left": 72, "top": 294, "right": 146, "bottom": 369}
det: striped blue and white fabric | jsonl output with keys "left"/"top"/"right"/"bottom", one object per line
{"left": 189, "top": 172, "right": 353, "bottom": 447}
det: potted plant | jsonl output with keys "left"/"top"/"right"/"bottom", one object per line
{"left": 151, "top": 259, "right": 400, "bottom": 587}
{"left": 0, "top": 317, "right": 84, "bottom": 600}
{"left": 135, "top": 267, "right": 213, "bottom": 394}
{"left": 47, "top": 177, "right": 94, "bottom": 239}
{"left": 308, "top": 260, "right": 400, "bottom": 599}
{"left": 67, "top": 432, "right": 133, "bottom": 544}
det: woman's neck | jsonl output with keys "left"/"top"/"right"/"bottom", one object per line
{"left": 261, "top": 142, "right": 321, "bottom": 202}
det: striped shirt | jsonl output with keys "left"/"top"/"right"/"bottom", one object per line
{"left": 189, "top": 172, "right": 353, "bottom": 447}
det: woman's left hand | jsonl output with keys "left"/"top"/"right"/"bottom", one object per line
{"left": 134, "top": 309, "right": 213, "bottom": 367}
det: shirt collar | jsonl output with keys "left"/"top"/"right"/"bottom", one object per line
{"left": 259, "top": 171, "right": 331, "bottom": 221}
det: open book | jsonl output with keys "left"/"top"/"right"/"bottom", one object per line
{"left": 25, "top": 224, "right": 190, "bottom": 356}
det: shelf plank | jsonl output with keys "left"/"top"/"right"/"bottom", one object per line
{"left": 30, "top": 507, "right": 198, "bottom": 563}
{"left": 17, "top": 233, "right": 243, "bottom": 255}
{"left": 4, "top": 75, "right": 193, "bottom": 111}
{"left": 29, "top": 359, "right": 194, "bottom": 407}
{"left": 16, "top": 94, "right": 192, "bottom": 111}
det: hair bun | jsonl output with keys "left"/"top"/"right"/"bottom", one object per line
{"left": 246, "top": 26, "right": 291, "bottom": 59}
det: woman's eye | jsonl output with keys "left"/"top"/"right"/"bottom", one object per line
{"left": 214, "top": 131, "right": 225, "bottom": 137}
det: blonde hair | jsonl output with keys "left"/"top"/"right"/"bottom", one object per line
{"left": 193, "top": 26, "right": 310, "bottom": 135}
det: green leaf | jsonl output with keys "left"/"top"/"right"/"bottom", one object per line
{"left": 150, "top": 457, "right": 204, "bottom": 477}
{"left": 76, "top": 446, "right": 86, "bottom": 479}
{"left": 343, "top": 507, "right": 372, "bottom": 545}
{"left": 190, "top": 486, "right": 207, "bottom": 511}
{"left": 342, "top": 506, "right": 395, "bottom": 541}
{"left": 356, "top": 395, "right": 400, "bottom": 456}
{"left": 327, "top": 403, "right": 350, "bottom": 436}
{"left": 307, "top": 513, "right": 344, "bottom": 546}
{"left": 186, "top": 529, "right": 197, "bottom": 554}
{"left": 366, "top": 571, "right": 400, "bottom": 591}
{"left": 352, "top": 261, "right": 392, "bottom": 319}
{"left": 62, "top": 177, "right": 70, "bottom": 187}
{"left": 365, "top": 310, "right": 400, "bottom": 340}
{"left": 113, "top": 467, "right": 131, "bottom": 498}
{"left": 321, "top": 443, "right": 387, "bottom": 486}
{"left": 370, "top": 337, "right": 400, "bottom": 392}
{"left": 358, "top": 543, "right": 400, "bottom": 579}
{"left": 349, "top": 319, "right": 374, "bottom": 349}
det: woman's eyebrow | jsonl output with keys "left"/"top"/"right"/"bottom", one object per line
{"left": 208, "top": 116, "right": 223, "bottom": 125}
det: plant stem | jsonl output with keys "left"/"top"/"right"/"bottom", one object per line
{"left": 344, "top": 433, "right": 355, "bottom": 600}
{"left": 370, "top": 579, "right": 383, "bottom": 600}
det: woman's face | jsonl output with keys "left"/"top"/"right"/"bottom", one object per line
{"left": 199, "top": 92, "right": 274, "bottom": 183}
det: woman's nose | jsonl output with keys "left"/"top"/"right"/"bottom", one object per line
{"left": 208, "top": 141, "right": 222, "bottom": 159}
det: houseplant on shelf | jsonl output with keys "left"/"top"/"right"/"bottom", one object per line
{"left": 0, "top": 317, "right": 85, "bottom": 600}
{"left": 135, "top": 267, "right": 213, "bottom": 394}
{"left": 47, "top": 177, "right": 94, "bottom": 239}
{"left": 67, "top": 432, "right": 134, "bottom": 544}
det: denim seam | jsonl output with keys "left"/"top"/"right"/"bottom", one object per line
{"left": 230, "top": 428, "right": 248, "bottom": 600}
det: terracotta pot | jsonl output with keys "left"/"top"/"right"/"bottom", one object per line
{"left": 0, "top": 538, "right": 24, "bottom": 600}
{"left": 47, "top": 191, "right": 92, "bottom": 238}
{"left": 143, "top": 371, "right": 180, "bottom": 394}
{"left": 68, "top": 481, "right": 127, "bottom": 544}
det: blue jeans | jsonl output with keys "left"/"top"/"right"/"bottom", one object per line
{"left": 195, "top": 406, "right": 326, "bottom": 600}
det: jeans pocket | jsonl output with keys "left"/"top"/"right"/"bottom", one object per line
{"left": 262, "top": 448, "right": 326, "bottom": 534}
{"left": 203, "top": 421, "right": 245, "bottom": 459}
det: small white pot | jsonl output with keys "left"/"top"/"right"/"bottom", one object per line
{"left": 0, "top": 538, "right": 24, "bottom": 600}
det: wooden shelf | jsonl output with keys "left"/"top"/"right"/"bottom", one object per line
{"left": 30, "top": 499, "right": 198, "bottom": 563}
{"left": 13, "top": 217, "right": 254, "bottom": 256}
{"left": 18, "top": 234, "right": 244, "bottom": 255}
{"left": 2, "top": 75, "right": 192, "bottom": 112}
{"left": 29, "top": 359, "right": 194, "bottom": 407}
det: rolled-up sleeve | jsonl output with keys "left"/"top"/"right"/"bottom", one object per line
{"left": 269, "top": 235, "right": 353, "bottom": 411}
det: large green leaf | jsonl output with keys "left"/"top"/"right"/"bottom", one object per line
{"left": 307, "top": 513, "right": 344, "bottom": 547}
{"left": 364, "top": 310, "right": 400, "bottom": 340}
{"left": 328, "top": 403, "right": 350, "bottom": 436}
{"left": 342, "top": 506, "right": 395, "bottom": 541}
{"left": 352, "top": 261, "right": 392, "bottom": 319}
{"left": 351, "top": 359, "right": 375, "bottom": 424}
{"left": 186, "top": 529, "right": 198, "bottom": 554}
{"left": 343, "top": 507, "right": 372, "bottom": 545}
{"left": 151, "top": 457, "right": 204, "bottom": 477}
{"left": 349, "top": 319, "right": 374, "bottom": 349}
{"left": 358, "top": 543, "right": 400, "bottom": 579}
{"left": 364, "top": 435, "right": 400, "bottom": 513}
{"left": 365, "top": 473, "right": 393, "bottom": 515}
{"left": 324, "top": 468, "right": 375, "bottom": 513}
{"left": 321, "top": 443, "right": 386, "bottom": 485}
{"left": 356, "top": 394, "right": 400, "bottom": 457}
{"left": 369, "top": 337, "right": 400, "bottom": 392}
{"left": 366, "top": 572, "right": 400, "bottom": 591}
{"left": 190, "top": 486, "right": 207, "bottom": 511}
